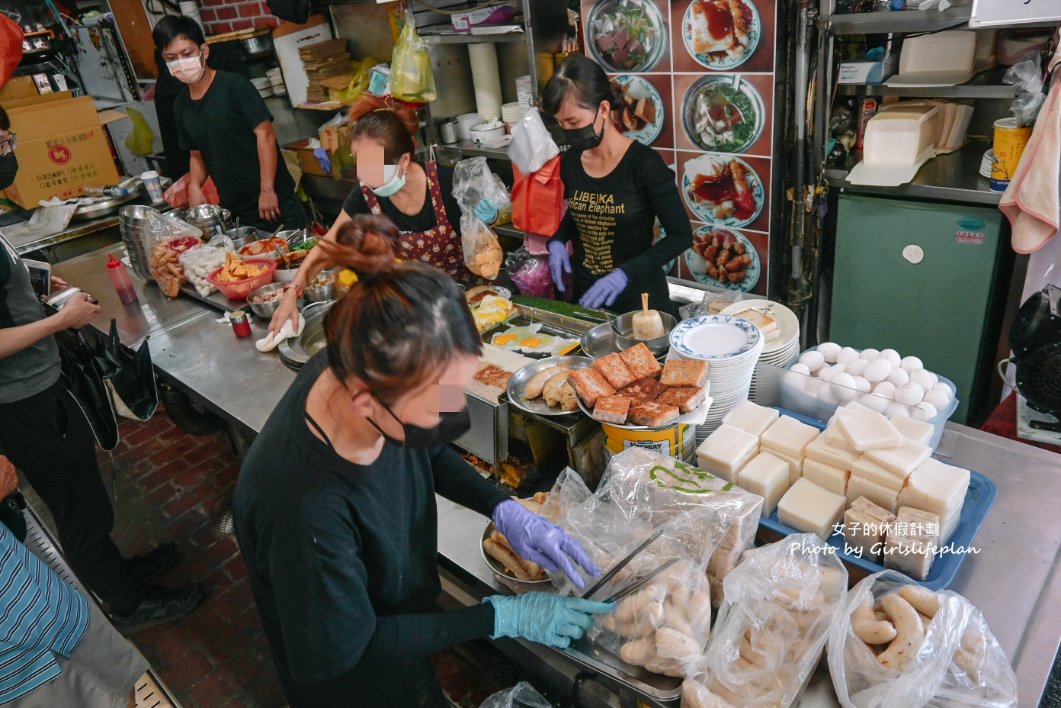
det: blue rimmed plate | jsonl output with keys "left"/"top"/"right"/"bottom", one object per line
{"left": 669, "top": 314, "right": 762, "bottom": 361}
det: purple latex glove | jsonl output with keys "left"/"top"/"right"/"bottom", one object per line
{"left": 492, "top": 500, "right": 600, "bottom": 589}
{"left": 547, "top": 240, "right": 572, "bottom": 293}
{"left": 579, "top": 269, "right": 628, "bottom": 309}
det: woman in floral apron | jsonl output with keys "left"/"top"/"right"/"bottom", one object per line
{"left": 270, "top": 96, "right": 483, "bottom": 334}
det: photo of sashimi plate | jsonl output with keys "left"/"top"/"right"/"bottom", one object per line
{"left": 682, "top": 0, "right": 761, "bottom": 70}
{"left": 681, "top": 74, "right": 764, "bottom": 154}
{"left": 685, "top": 225, "right": 760, "bottom": 291}
{"left": 588, "top": 0, "right": 667, "bottom": 73}
{"left": 610, "top": 75, "right": 665, "bottom": 145}
{"left": 682, "top": 154, "right": 764, "bottom": 227}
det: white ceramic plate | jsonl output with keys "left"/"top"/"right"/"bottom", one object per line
{"left": 681, "top": 0, "right": 762, "bottom": 70}
{"left": 721, "top": 299, "right": 799, "bottom": 353}
{"left": 611, "top": 74, "right": 665, "bottom": 146}
{"left": 670, "top": 314, "right": 762, "bottom": 361}
{"left": 685, "top": 226, "right": 761, "bottom": 292}
{"left": 682, "top": 155, "right": 765, "bottom": 228}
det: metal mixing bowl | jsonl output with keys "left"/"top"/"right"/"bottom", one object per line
{"left": 246, "top": 283, "right": 286, "bottom": 318}
{"left": 611, "top": 311, "right": 678, "bottom": 355}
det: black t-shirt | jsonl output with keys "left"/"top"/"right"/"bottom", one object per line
{"left": 550, "top": 141, "right": 691, "bottom": 316}
{"left": 233, "top": 353, "right": 507, "bottom": 706}
{"left": 341, "top": 162, "right": 462, "bottom": 232}
{"left": 175, "top": 71, "right": 297, "bottom": 224}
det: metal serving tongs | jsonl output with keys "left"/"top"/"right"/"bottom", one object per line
{"left": 581, "top": 525, "right": 669, "bottom": 601}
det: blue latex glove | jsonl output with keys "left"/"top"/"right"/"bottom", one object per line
{"left": 547, "top": 240, "right": 572, "bottom": 293}
{"left": 474, "top": 199, "right": 498, "bottom": 225}
{"left": 493, "top": 499, "right": 600, "bottom": 589}
{"left": 485, "top": 593, "right": 614, "bottom": 648}
{"left": 579, "top": 269, "right": 629, "bottom": 309}
{"left": 312, "top": 147, "right": 332, "bottom": 174}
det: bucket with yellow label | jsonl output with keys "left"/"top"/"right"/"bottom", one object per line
{"left": 990, "top": 117, "right": 1032, "bottom": 192}
{"left": 601, "top": 422, "right": 696, "bottom": 462}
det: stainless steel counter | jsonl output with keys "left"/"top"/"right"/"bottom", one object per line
{"left": 54, "top": 243, "right": 1061, "bottom": 707}
{"left": 9, "top": 212, "right": 121, "bottom": 256}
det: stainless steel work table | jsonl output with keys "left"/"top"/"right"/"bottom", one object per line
{"left": 55, "top": 244, "right": 1061, "bottom": 707}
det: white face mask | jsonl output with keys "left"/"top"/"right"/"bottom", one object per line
{"left": 166, "top": 54, "right": 205, "bottom": 84}
{"left": 370, "top": 163, "right": 407, "bottom": 198}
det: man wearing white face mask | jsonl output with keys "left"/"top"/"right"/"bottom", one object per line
{"left": 152, "top": 16, "right": 305, "bottom": 230}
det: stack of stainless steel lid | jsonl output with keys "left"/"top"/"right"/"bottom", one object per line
{"left": 178, "top": 204, "right": 232, "bottom": 236}
{"left": 118, "top": 205, "right": 158, "bottom": 280}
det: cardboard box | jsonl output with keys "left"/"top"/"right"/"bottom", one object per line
{"left": 319, "top": 123, "right": 350, "bottom": 153}
{"left": 838, "top": 54, "right": 899, "bottom": 84}
{"left": 0, "top": 76, "right": 41, "bottom": 102}
{"left": 284, "top": 139, "right": 338, "bottom": 178}
{"left": 5, "top": 95, "right": 121, "bottom": 207}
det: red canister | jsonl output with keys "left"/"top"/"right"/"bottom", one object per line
{"left": 229, "top": 310, "right": 252, "bottom": 338}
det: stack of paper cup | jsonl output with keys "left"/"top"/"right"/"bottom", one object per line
{"left": 468, "top": 44, "right": 502, "bottom": 123}
{"left": 501, "top": 102, "right": 523, "bottom": 130}
{"left": 515, "top": 74, "right": 533, "bottom": 112}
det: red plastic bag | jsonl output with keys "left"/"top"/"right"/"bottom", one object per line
{"left": 511, "top": 155, "right": 564, "bottom": 238}
{"left": 163, "top": 174, "right": 220, "bottom": 208}
{"left": 0, "top": 17, "right": 23, "bottom": 89}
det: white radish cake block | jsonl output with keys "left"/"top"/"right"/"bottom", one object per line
{"left": 695, "top": 424, "right": 760, "bottom": 483}
{"left": 863, "top": 438, "right": 932, "bottom": 478}
{"left": 823, "top": 424, "right": 857, "bottom": 452}
{"left": 938, "top": 507, "right": 962, "bottom": 544}
{"left": 761, "top": 416, "right": 820, "bottom": 460}
{"left": 897, "top": 457, "right": 969, "bottom": 517}
{"left": 736, "top": 451, "right": 790, "bottom": 515}
{"left": 890, "top": 415, "right": 935, "bottom": 447}
{"left": 805, "top": 435, "right": 859, "bottom": 471}
{"left": 844, "top": 496, "right": 896, "bottom": 562}
{"left": 778, "top": 478, "right": 846, "bottom": 539}
{"left": 802, "top": 458, "right": 849, "bottom": 495}
{"left": 847, "top": 474, "right": 900, "bottom": 513}
{"left": 773, "top": 451, "right": 804, "bottom": 486}
{"left": 851, "top": 456, "right": 906, "bottom": 491}
{"left": 722, "top": 400, "right": 780, "bottom": 437}
{"left": 884, "top": 507, "right": 940, "bottom": 580}
{"left": 835, "top": 410, "right": 903, "bottom": 452}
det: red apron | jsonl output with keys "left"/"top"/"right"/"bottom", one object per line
{"left": 360, "top": 161, "right": 482, "bottom": 285}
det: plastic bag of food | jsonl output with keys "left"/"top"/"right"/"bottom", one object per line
{"left": 453, "top": 157, "right": 513, "bottom": 225}
{"left": 179, "top": 242, "right": 227, "bottom": 297}
{"left": 479, "top": 681, "right": 552, "bottom": 708}
{"left": 461, "top": 213, "right": 503, "bottom": 280}
{"left": 682, "top": 534, "right": 847, "bottom": 707}
{"left": 506, "top": 247, "right": 557, "bottom": 298}
{"left": 390, "top": 21, "right": 436, "bottom": 103}
{"left": 544, "top": 449, "right": 763, "bottom": 679}
{"left": 144, "top": 211, "right": 202, "bottom": 298}
{"left": 827, "top": 570, "right": 1015, "bottom": 708}
{"left": 163, "top": 174, "right": 220, "bottom": 209}
{"left": 508, "top": 108, "right": 560, "bottom": 175}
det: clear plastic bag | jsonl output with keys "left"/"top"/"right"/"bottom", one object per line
{"left": 508, "top": 108, "right": 560, "bottom": 175}
{"left": 179, "top": 234, "right": 230, "bottom": 297}
{"left": 684, "top": 534, "right": 848, "bottom": 707}
{"left": 390, "top": 21, "right": 436, "bottom": 103}
{"left": 1003, "top": 59, "right": 1046, "bottom": 126}
{"left": 453, "top": 157, "right": 513, "bottom": 223}
{"left": 827, "top": 570, "right": 1015, "bottom": 708}
{"left": 506, "top": 247, "right": 556, "bottom": 298}
{"left": 479, "top": 681, "right": 552, "bottom": 708}
{"left": 460, "top": 213, "right": 503, "bottom": 280}
{"left": 544, "top": 449, "right": 763, "bottom": 679}
{"left": 679, "top": 289, "right": 750, "bottom": 321}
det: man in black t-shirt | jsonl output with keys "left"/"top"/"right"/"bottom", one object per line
{"left": 152, "top": 16, "right": 305, "bottom": 230}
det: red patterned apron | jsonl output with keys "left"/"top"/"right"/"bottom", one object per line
{"left": 360, "top": 161, "right": 483, "bottom": 285}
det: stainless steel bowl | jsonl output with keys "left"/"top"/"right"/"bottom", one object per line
{"left": 580, "top": 321, "right": 621, "bottom": 359}
{"left": 226, "top": 226, "right": 260, "bottom": 250}
{"left": 246, "top": 283, "right": 286, "bottom": 318}
{"left": 240, "top": 33, "right": 273, "bottom": 58}
{"left": 305, "top": 282, "right": 335, "bottom": 303}
{"left": 611, "top": 311, "right": 678, "bottom": 356}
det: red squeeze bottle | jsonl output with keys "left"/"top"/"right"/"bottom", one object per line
{"left": 106, "top": 254, "right": 139, "bottom": 304}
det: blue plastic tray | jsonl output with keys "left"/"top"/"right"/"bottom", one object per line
{"left": 757, "top": 408, "right": 998, "bottom": 590}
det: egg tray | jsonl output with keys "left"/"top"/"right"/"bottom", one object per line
{"left": 755, "top": 408, "right": 997, "bottom": 591}
{"left": 484, "top": 315, "right": 584, "bottom": 359}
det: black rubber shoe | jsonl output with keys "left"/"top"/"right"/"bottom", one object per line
{"left": 128, "top": 543, "right": 180, "bottom": 586}
{"left": 109, "top": 582, "right": 205, "bottom": 635}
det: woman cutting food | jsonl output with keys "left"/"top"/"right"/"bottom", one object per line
{"left": 543, "top": 56, "right": 691, "bottom": 317}
{"left": 234, "top": 214, "right": 610, "bottom": 707}
{"left": 268, "top": 96, "right": 488, "bottom": 334}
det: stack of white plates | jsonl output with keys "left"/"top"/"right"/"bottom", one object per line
{"left": 501, "top": 102, "right": 523, "bottom": 125}
{"left": 267, "top": 67, "right": 286, "bottom": 97}
{"left": 515, "top": 75, "right": 533, "bottom": 112}
{"left": 251, "top": 76, "right": 273, "bottom": 98}
{"left": 668, "top": 315, "right": 764, "bottom": 444}
{"left": 720, "top": 299, "right": 801, "bottom": 404}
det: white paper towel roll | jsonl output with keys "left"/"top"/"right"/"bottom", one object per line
{"left": 468, "top": 43, "right": 503, "bottom": 123}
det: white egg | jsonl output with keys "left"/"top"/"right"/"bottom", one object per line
{"left": 783, "top": 371, "right": 806, "bottom": 393}
{"left": 872, "top": 381, "right": 897, "bottom": 400}
{"left": 861, "top": 348, "right": 880, "bottom": 361}
{"left": 886, "top": 402, "right": 911, "bottom": 418}
{"left": 862, "top": 358, "right": 892, "bottom": 383}
{"left": 880, "top": 349, "right": 901, "bottom": 367}
{"left": 803, "top": 378, "right": 823, "bottom": 397}
{"left": 932, "top": 381, "right": 952, "bottom": 396}
{"left": 923, "top": 389, "right": 950, "bottom": 410}
{"left": 799, "top": 350, "right": 826, "bottom": 373}
{"left": 895, "top": 382, "right": 926, "bottom": 406}
{"left": 790, "top": 362, "right": 812, "bottom": 376}
{"left": 817, "top": 342, "right": 841, "bottom": 363}
{"left": 913, "top": 401, "right": 939, "bottom": 421}
{"left": 853, "top": 376, "right": 871, "bottom": 393}
{"left": 900, "top": 356, "right": 923, "bottom": 372}
{"left": 837, "top": 347, "right": 860, "bottom": 365}
{"left": 909, "top": 369, "right": 938, "bottom": 391}
{"left": 846, "top": 358, "right": 868, "bottom": 377}
{"left": 887, "top": 368, "right": 910, "bottom": 387}
{"left": 831, "top": 372, "right": 858, "bottom": 402}
{"left": 861, "top": 393, "right": 890, "bottom": 413}
{"left": 817, "top": 382, "right": 839, "bottom": 405}
{"left": 820, "top": 364, "right": 845, "bottom": 382}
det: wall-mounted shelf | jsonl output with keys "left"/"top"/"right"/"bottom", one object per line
{"left": 825, "top": 139, "right": 1001, "bottom": 206}
{"left": 420, "top": 30, "right": 526, "bottom": 45}
{"left": 835, "top": 70, "right": 1017, "bottom": 100}
{"left": 829, "top": 7, "right": 972, "bottom": 34}
{"left": 493, "top": 224, "right": 524, "bottom": 240}
{"left": 437, "top": 141, "right": 510, "bottom": 160}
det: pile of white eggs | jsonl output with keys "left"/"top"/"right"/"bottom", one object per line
{"left": 785, "top": 343, "right": 954, "bottom": 421}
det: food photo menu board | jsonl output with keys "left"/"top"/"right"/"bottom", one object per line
{"left": 582, "top": 0, "right": 778, "bottom": 295}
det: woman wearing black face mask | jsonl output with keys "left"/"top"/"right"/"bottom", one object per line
{"left": 233, "top": 214, "right": 610, "bottom": 708}
{"left": 542, "top": 55, "right": 692, "bottom": 317}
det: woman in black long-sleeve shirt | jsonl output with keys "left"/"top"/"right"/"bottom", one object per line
{"left": 234, "top": 214, "right": 609, "bottom": 707}
{"left": 543, "top": 56, "right": 692, "bottom": 317}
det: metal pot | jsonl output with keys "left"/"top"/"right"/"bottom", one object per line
{"left": 176, "top": 205, "right": 232, "bottom": 236}
{"left": 277, "top": 301, "right": 333, "bottom": 369}
{"left": 240, "top": 33, "right": 273, "bottom": 59}
{"left": 225, "top": 226, "right": 261, "bottom": 250}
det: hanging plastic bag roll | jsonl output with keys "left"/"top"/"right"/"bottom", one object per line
{"left": 508, "top": 108, "right": 560, "bottom": 175}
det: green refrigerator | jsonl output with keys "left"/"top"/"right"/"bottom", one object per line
{"left": 830, "top": 194, "right": 1009, "bottom": 424}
